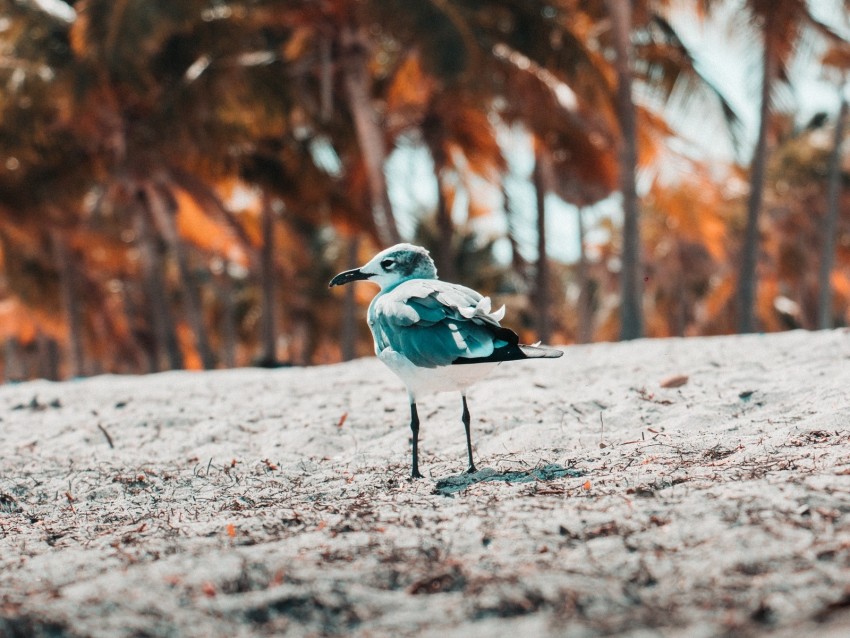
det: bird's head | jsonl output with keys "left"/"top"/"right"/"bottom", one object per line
{"left": 329, "top": 243, "right": 438, "bottom": 291}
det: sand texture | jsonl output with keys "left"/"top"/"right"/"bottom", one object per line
{"left": 2, "top": 329, "right": 850, "bottom": 637}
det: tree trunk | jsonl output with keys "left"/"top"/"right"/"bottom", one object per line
{"left": 576, "top": 207, "right": 594, "bottom": 344}
{"left": 674, "top": 252, "right": 687, "bottom": 337}
{"left": 121, "top": 277, "right": 159, "bottom": 373}
{"left": 532, "top": 143, "right": 552, "bottom": 344}
{"left": 259, "top": 194, "right": 278, "bottom": 366}
{"left": 501, "top": 184, "right": 528, "bottom": 282}
{"left": 434, "top": 171, "right": 456, "bottom": 282}
{"left": 817, "top": 93, "right": 848, "bottom": 330}
{"left": 606, "top": 0, "right": 643, "bottom": 340}
{"left": 220, "top": 269, "right": 238, "bottom": 368}
{"left": 134, "top": 207, "right": 183, "bottom": 371}
{"left": 4, "top": 338, "right": 22, "bottom": 382}
{"left": 737, "top": 40, "right": 775, "bottom": 333}
{"left": 340, "top": 25, "right": 401, "bottom": 247}
{"left": 320, "top": 34, "right": 334, "bottom": 124}
{"left": 143, "top": 183, "right": 215, "bottom": 370}
{"left": 37, "top": 332, "right": 60, "bottom": 381}
{"left": 341, "top": 235, "right": 360, "bottom": 361}
{"left": 50, "top": 228, "right": 85, "bottom": 377}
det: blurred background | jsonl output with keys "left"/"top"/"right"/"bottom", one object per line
{"left": 0, "top": 0, "right": 849, "bottom": 381}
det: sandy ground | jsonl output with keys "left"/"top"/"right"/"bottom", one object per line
{"left": 1, "top": 329, "right": 850, "bottom": 637}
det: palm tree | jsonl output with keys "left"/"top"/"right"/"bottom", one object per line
{"left": 64, "top": 0, "right": 321, "bottom": 369}
{"left": 697, "top": 0, "right": 850, "bottom": 332}
{"left": 230, "top": 0, "right": 403, "bottom": 247}
{"left": 818, "top": 46, "right": 850, "bottom": 329}
{"left": 339, "top": 23, "right": 401, "bottom": 247}
{"left": 130, "top": 196, "right": 184, "bottom": 370}
{"left": 737, "top": 12, "right": 777, "bottom": 334}
{"left": 48, "top": 227, "right": 85, "bottom": 375}
{"left": 605, "top": 0, "right": 643, "bottom": 340}
{"left": 575, "top": 205, "right": 595, "bottom": 343}
{"left": 532, "top": 140, "right": 553, "bottom": 343}
{"left": 0, "top": 2, "right": 98, "bottom": 377}
{"left": 339, "top": 234, "right": 361, "bottom": 361}
{"left": 595, "top": 0, "right": 748, "bottom": 339}
{"left": 482, "top": 0, "right": 740, "bottom": 342}
{"left": 817, "top": 95, "right": 848, "bottom": 330}
{"left": 419, "top": 99, "right": 505, "bottom": 283}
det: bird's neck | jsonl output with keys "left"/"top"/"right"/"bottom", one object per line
{"left": 379, "top": 275, "right": 438, "bottom": 294}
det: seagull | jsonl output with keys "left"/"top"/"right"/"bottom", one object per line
{"left": 329, "top": 243, "right": 562, "bottom": 478}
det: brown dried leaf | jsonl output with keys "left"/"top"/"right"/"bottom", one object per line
{"left": 660, "top": 375, "right": 689, "bottom": 389}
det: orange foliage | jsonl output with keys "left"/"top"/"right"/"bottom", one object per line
{"left": 67, "top": 11, "right": 90, "bottom": 58}
{"left": 756, "top": 278, "right": 784, "bottom": 333}
{"left": 831, "top": 270, "right": 850, "bottom": 299}
{"left": 69, "top": 229, "right": 133, "bottom": 275}
{"left": 177, "top": 323, "right": 202, "bottom": 370}
{"left": 436, "top": 106, "right": 505, "bottom": 181}
{"left": 386, "top": 51, "right": 437, "bottom": 122}
{"left": 637, "top": 109, "right": 675, "bottom": 171}
{"left": 648, "top": 176, "right": 728, "bottom": 260}
{"left": 0, "top": 297, "right": 67, "bottom": 344}
{"left": 283, "top": 26, "right": 314, "bottom": 62}
{"left": 174, "top": 189, "right": 248, "bottom": 267}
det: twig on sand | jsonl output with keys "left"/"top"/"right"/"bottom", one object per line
{"left": 599, "top": 413, "right": 607, "bottom": 448}
{"left": 97, "top": 423, "right": 115, "bottom": 449}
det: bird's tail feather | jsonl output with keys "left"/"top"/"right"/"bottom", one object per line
{"left": 452, "top": 326, "right": 563, "bottom": 364}
{"left": 452, "top": 342, "right": 562, "bottom": 364}
{"left": 519, "top": 344, "right": 563, "bottom": 359}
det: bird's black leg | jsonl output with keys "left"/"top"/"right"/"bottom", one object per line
{"left": 462, "top": 395, "right": 477, "bottom": 474}
{"left": 410, "top": 400, "right": 423, "bottom": 479}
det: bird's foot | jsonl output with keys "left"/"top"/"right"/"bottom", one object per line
{"left": 466, "top": 465, "right": 478, "bottom": 475}
{"left": 411, "top": 469, "right": 424, "bottom": 479}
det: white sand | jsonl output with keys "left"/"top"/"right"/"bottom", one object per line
{"left": 1, "top": 329, "right": 849, "bottom": 637}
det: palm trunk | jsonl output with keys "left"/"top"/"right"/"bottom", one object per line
{"left": 134, "top": 206, "right": 183, "bottom": 370}
{"left": 674, "top": 247, "right": 687, "bottom": 337}
{"left": 320, "top": 34, "right": 334, "bottom": 124}
{"left": 737, "top": 42, "right": 775, "bottom": 333}
{"left": 220, "top": 269, "right": 238, "bottom": 368}
{"left": 576, "top": 206, "right": 594, "bottom": 344}
{"left": 606, "top": 0, "right": 643, "bottom": 340}
{"left": 121, "top": 276, "right": 159, "bottom": 373}
{"left": 817, "top": 93, "right": 848, "bottom": 330}
{"left": 341, "top": 235, "right": 360, "bottom": 361}
{"left": 434, "top": 171, "right": 456, "bottom": 282}
{"left": 501, "top": 184, "right": 528, "bottom": 281}
{"left": 532, "top": 144, "right": 552, "bottom": 344}
{"left": 4, "top": 338, "right": 22, "bottom": 382}
{"left": 37, "top": 332, "right": 60, "bottom": 381}
{"left": 340, "top": 25, "right": 400, "bottom": 246}
{"left": 50, "top": 228, "right": 85, "bottom": 377}
{"left": 143, "top": 183, "right": 215, "bottom": 370}
{"left": 259, "top": 194, "right": 278, "bottom": 366}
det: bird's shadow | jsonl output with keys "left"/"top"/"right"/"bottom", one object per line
{"left": 433, "top": 463, "right": 583, "bottom": 496}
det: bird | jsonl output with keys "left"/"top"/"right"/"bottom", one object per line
{"left": 329, "top": 243, "right": 562, "bottom": 479}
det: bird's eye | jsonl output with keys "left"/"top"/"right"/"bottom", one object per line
{"left": 380, "top": 259, "right": 395, "bottom": 270}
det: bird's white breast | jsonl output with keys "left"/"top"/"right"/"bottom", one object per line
{"left": 378, "top": 348, "right": 498, "bottom": 399}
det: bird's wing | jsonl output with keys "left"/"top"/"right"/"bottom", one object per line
{"left": 371, "top": 280, "right": 509, "bottom": 368}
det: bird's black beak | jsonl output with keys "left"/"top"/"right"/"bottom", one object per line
{"left": 329, "top": 268, "right": 372, "bottom": 287}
